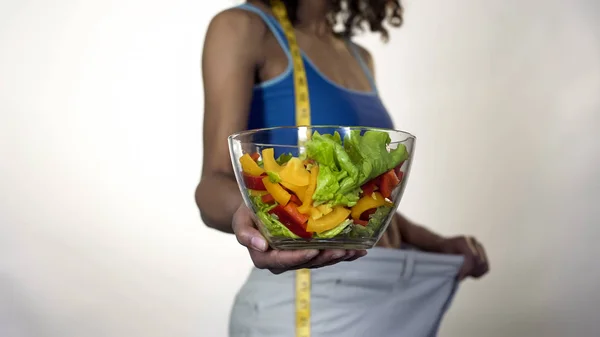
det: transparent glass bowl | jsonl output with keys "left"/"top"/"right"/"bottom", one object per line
{"left": 228, "top": 126, "right": 415, "bottom": 250}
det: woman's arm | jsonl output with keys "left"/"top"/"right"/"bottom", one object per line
{"left": 395, "top": 214, "right": 491, "bottom": 281}
{"left": 196, "top": 11, "right": 365, "bottom": 273}
{"left": 357, "top": 43, "right": 489, "bottom": 278}
{"left": 353, "top": 43, "right": 446, "bottom": 250}
{"left": 393, "top": 213, "right": 445, "bottom": 251}
{"left": 195, "top": 9, "right": 267, "bottom": 233}
{"left": 354, "top": 43, "right": 446, "bottom": 249}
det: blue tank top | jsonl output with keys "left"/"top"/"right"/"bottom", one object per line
{"left": 237, "top": 4, "right": 394, "bottom": 146}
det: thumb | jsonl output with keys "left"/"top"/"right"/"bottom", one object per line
{"left": 232, "top": 205, "right": 269, "bottom": 252}
{"left": 458, "top": 256, "right": 474, "bottom": 281}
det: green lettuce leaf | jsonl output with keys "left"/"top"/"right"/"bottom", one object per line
{"left": 250, "top": 195, "right": 275, "bottom": 213}
{"left": 305, "top": 130, "right": 408, "bottom": 206}
{"left": 276, "top": 152, "right": 293, "bottom": 165}
{"left": 349, "top": 205, "right": 393, "bottom": 238}
{"left": 305, "top": 132, "right": 360, "bottom": 207}
{"left": 344, "top": 130, "right": 409, "bottom": 185}
{"left": 313, "top": 165, "right": 338, "bottom": 201}
{"left": 266, "top": 171, "right": 282, "bottom": 183}
{"left": 251, "top": 195, "right": 298, "bottom": 239}
{"left": 257, "top": 212, "right": 299, "bottom": 239}
{"left": 330, "top": 188, "right": 361, "bottom": 207}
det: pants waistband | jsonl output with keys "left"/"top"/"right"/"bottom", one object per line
{"left": 248, "top": 247, "right": 464, "bottom": 286}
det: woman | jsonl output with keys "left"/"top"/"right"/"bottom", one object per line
{"left": 196, "top": 0, "right": 489, "bottom": 335}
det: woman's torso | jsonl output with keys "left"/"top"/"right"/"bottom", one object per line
{"left": 238, "top": 3, "right": 401, "bottom": 248}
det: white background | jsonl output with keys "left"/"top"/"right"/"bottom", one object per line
{"left": 1, "top": 0, "right": 599, "bottom": 336}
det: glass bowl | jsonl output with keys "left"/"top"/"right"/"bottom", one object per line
{"left": 228, "top": 126, "right": 415, "bottom": 250}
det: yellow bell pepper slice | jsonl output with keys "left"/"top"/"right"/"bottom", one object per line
{"left": 262, "top": 148, "right": 281, "bottom": 172}
{"left": 279, "top": 157, "right": 310, "bottom": 186}
{"left": 239, "top": 153, "right": 265, "bottom": 176}
{"left": 298, "top": 165, "right": 319, "bottom": 214}
{"left": 307, "top": 206, "right": 351, "bottom": 233}
{"left": 262, "top": 177, "right": 291, "bottom": 205}
{"left": 351, "top": 192, "right": 391, "bottom": 220}
{"left": 280, "top": 181, "right": 307, "bottom": 200}
{"left": 308, "top": 204, "right": 334, "bottom": 220}
{"left": 310, "top": 207, "right": 323, "bottom": 220}
{"left": 317, "top": 204, "right": 333, "bottom": 216}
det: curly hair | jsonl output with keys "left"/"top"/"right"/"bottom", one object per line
{"left": 259, "top": 0, "right": 404, "bottom": 41}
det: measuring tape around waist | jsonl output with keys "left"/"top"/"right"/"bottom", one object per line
{"left": 270, "top": 1, "right": 311, "bottom": 336}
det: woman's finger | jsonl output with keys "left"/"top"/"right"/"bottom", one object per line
{"left": 317, "top": 255, "right": 350, "bottom": 269}
{"left": 280, "top": 249, "right": 347, "bottom": 271}
{"left": 474, "top": 241, "right": 488, "bottom": 266}
{"left": 458, "top": 254, "right": 476, "bottom": 281}
{"left": 321, "top": 249, "right": 368, "bottom": 267}
{"left": 344, "top": 250, "right": 368, "bottom": 262}
{"left": 465, "top": 236, "right": 479, "bottom": 256}
{"left": 306, "top": 249, "right": 354, "bottom": 269}
{"left": 472, "top": 242, "right": 489, "bottom": 277}
{"left": 251, "top": 248, "right": 320, "bottom": 272}
{"left": 267, "top": 249, "right": 363, "bottom": 274}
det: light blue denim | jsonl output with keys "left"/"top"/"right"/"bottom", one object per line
{"left": 229, "top": 246, "right": 464, "bottom": 337}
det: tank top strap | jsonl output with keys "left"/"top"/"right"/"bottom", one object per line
{"left": 345, "top": 39, "right": 378, "bottom": 94}
{"left": 236, "top": 3, "right": 291, "bottom": 52}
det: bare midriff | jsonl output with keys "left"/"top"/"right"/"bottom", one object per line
{"left": 375, "top": 221, "right": 402, "bottom": 249}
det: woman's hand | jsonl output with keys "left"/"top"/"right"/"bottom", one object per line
{"left": 437, "top": 236, "right": 490, "bottom": 281}
{"left": 232, "top": 204, "right": 367, "bottom": 274}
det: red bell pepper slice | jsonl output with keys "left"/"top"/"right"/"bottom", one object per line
{"left": 280, "top": 185, "right": 303, "bottom": 205}
{"left": 243, "top": 172, "right": 266, "bottom": 190}
{"left": 269, "top": 205, "right": 312, "bottom": 238}
{"left": 290, "top": 194, "right": 302, "bottom": 205}
{"left": 361, "top": 181, "right": 376, "bottom": 197}
{"left": 355, "top": 207, "right": 377, "bottom": 226}
{"left": 379, "top": 170, "right": 400, "bottom": 200}
{"left": 250, "top": 152, "right": 260, "bottom": 162}
{"left": 360, "top": 208, "right": 377, "bottom": 221}
{"left": 352, "top": 209, "right": 375, "bottom": 226}
{"left": 353, "top": 219, "right": 369, "bottom": 226}
{"left": 283, "top": 203, "right": 309, "bottom": 228}
{"left": 261, "top": 193, "right": 276, "bottom": 204}
{"left": 394, "top": 162, "right": 404, "bottom": 181}
{"left": 360, "top": 176, "right": 381, "bottom": 196}
{"left": 396, "top": 170, "right": 404, "bottom": 184}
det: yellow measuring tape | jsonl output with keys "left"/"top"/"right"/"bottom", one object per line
{"left": 270, "top": 1, "right": 311, "bottom": 336}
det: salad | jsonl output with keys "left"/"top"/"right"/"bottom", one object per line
{"left": 238, "top": 130, "right": 409, "bottom": 240}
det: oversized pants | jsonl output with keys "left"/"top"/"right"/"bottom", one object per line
{"left": 229, "top": 246, "right": 464, "bottom": 337}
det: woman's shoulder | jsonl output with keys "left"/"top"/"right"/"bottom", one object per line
{"left": 202, "top": 6, "right": 272, "bottom": 69}
{"left": 205, "top": 7, "right": 269, "bottom": 43}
